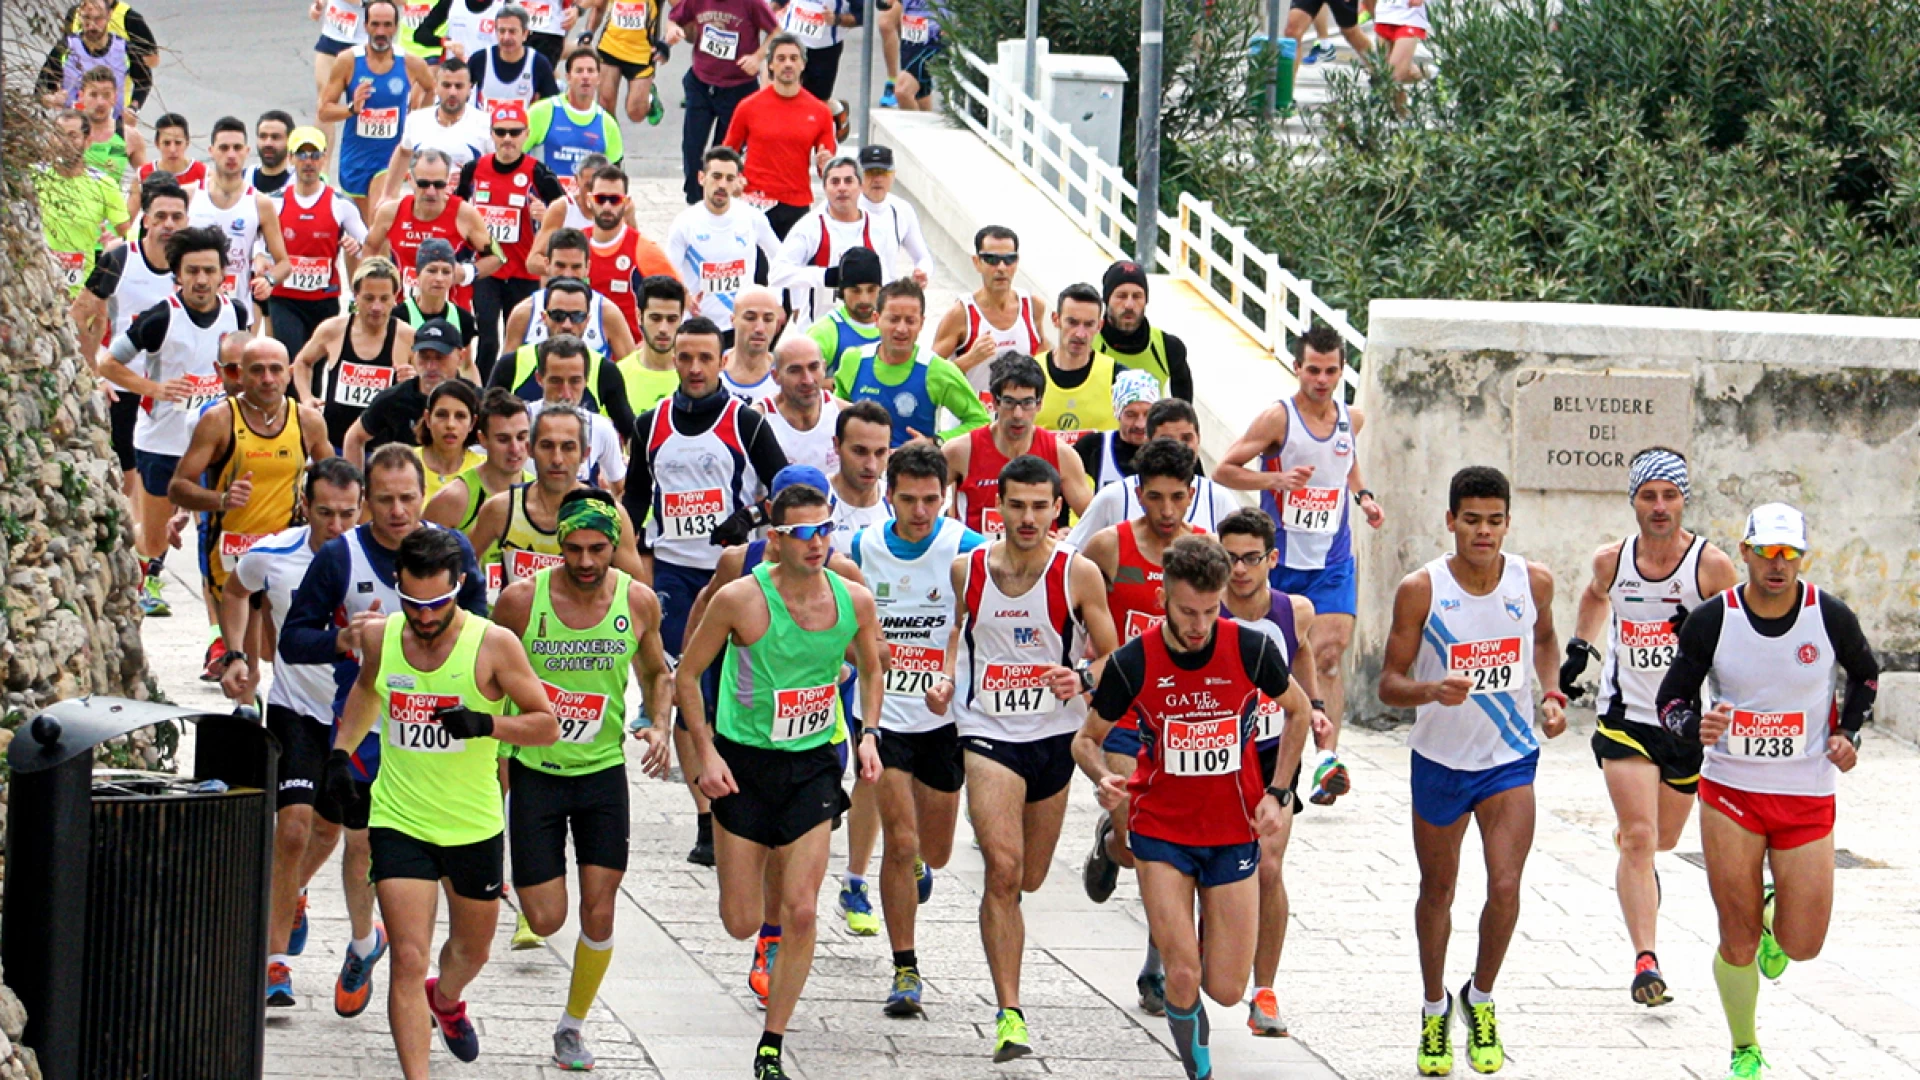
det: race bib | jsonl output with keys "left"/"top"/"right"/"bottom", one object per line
{"left": 217, "top": 531, "right": 267, "bottom": 571}
{"left": 610, "top": 0, "right": 648, "bottom": 29}
{"left": 1051, "top": 428, "right": 1092, "bottom": 447}
{"left": 980, "top": 662, "right": 1051, "bottom": 717}
{"left": 772, "top": 683, "right": 837, "bottom": 742}
{"left": 524, "top": 0, "right": 561, "bottom": 31}
{"left": 333, "top": 361, "right": 394, "bottom": 408}
{"left": 1163, "top": 714, "right": 1241, "bottom": 776}
{"left": 386, "top": 690, "right": 464, "bottom": 753}
{"left": 52, "top": 249, "right": 86, "bottom": 289}
{"left": 1728, "top": 709, "right": 1808, "bottom": 760}
{"left": 1281, "top": 486, "right": 1343, "bottom": 534}
{"left": 662, "top": 487, "right": 725, "bottom": 541}
{"left": 979, "top": 507, "right": 1005, "bottom": 536}
{"left": 286, "top": 255, "right": 334, "bottom": 293}
{"left": 183, "top": 371, "right": 225, "bottom": 414}
{"left": 700, "top": 258, "right": 745, "bottom": 297}
{"left": 1447, "top": 637, "right": 1523, "bottom": 697}
{"left": 505, "top": 547, "right": 565, "bottom": 582}
{"left": 741, "top": 190, "right": 776, "bottom": 211}
{"left": 487, "top": 561, "right": 504, "bottom": 593}
{"left": 325, "top": 3, "right": 359, "bottom": 39}
{"left": 543, "top": 681, "right": 610, "bottom": 744}
{"left": 1618, "top": 619, "right": 1677, "bottom": 671}
{"left": 479, "top": 204, "right": 521, "bottom": 244}
{"left": 700, "top": 23, "right": 739, "bottom": 60}
{"left": 1254, "top": 695, "right": 1284, "bottom": 742}
{"left": 401, "top": 0, "right": 431, "bottom": 28}
{"left": 1123, "top": 609, "right": 1160, "bottom": 641}
{"left": 884, "top": 643, "right": 945, "bottom": 697}
{"left": 356, "top": 106, "right": 400, "bottom": 141}
{"left": 901, "top": 14, "right": 930, "bottom": 43}
{"left": 219, "top": 270, "right": 240, "bottom": 299}
{"left": 785, "top": 0, "right": 829, "bottom": 35}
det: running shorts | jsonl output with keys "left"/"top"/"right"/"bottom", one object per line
{"left": 1129, "top": 833, "right": 1260, "bottom": 887}
{"left": 712, "top": 735, "right": 849, "bottom": 848}
{"left": 314, "top": 35, "right": 356, "bottom": 56}
{"left": 268, "top": 704, "right": 332, "bottom": 810}
{"left": 1410, "top": 749, "right": 1538, "bottom": 828}
{"left": 507, "top": 758, "right": 631, "bottom": 885}
{"left": 1592, "top": 715, "right": 1703, "bottom": 794}
{"left": 369, "top": 827, "right": 505, "bottom": 900}
{"left": 877, "top": 723, "right": 964, "bottom": 793}
{"left": 961, "top": 731, "right": 1076, "bottom": 803}
{"left": 1697, "top": 778, "right": 1834, "bottom": 851}
{"left": 1270, "top": 559, "right": 1356, "bottom": 618}
{"left": 1375, "top": 22, "right": 1427, "bottom": 41}
{"left": 134, "top": 449, "right": 179, "bottom": 498}
{"left": 111, "top": 392, "right": 138, "bottom": 470}
{"left": 1101, "top": 724, "right": 1141, "bottom": 758}
{"left": 1290, "top": 0, "right": 1360, "bottom": 29}
{"left": 901, "top": 39, "right": 939, "bottom": 98}
{"left": 597, "top": 48, "right": 656, "bottom": 81}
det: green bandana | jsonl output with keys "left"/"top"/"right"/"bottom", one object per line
{"left": 557, "top": 495, "right": 621, "bottom": 544}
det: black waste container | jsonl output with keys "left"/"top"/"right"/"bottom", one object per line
{"left": 4, "top": 697, "right": 278, "bottom": 1080}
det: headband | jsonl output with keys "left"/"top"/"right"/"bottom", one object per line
{"left": 1111, "top": 369, "right": 1162, "bottom": 416}
{"left": 1628, "top": 450, "right": 1689, "bottom": 500}
{"left": 557, "top": 494, "right": 621, "bottom": 544}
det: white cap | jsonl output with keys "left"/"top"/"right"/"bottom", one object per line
{"left": 1743, "top": 502, "right": 1807, "bottom": 550}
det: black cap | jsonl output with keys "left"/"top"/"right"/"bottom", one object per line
{"left": 413, "top": 318, "right": 461, "bottom": 355}
{"left": 857, "top": 144, "right": 895, "bottom": 171}
{"left": 1103, "top": 259, "right": 1150, "bottom": 303}
{"left": 837, "top": 247, "right": 884, "bottom": 289}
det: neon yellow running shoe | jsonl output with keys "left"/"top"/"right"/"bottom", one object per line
{"left": 1758, "top": 886, "right": 1788, "bottom": 979}
{"left": 1460, "top": 982, "right": 1504, "bottom": 1074}
{"left": 993, "top": 1008, "right": 1032, "bottom": 1063}
{"left": 512, "top": 911, "right": 544, "bottom": 950}
{"left": 1417, "top": 995, "right": 1453, "bottom": 1076}
{"left": 1725, "top": 1045, "right": 1767, "bottom": 1078}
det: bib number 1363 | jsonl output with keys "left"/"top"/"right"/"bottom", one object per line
{"left": 1447, "top": 637, "right": 1522, "bottom": 696}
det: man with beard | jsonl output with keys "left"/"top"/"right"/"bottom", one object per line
{"left": 666, "top": 146, "right": 782, "bottom": 350}
{"left": 380, "top": 56, "right": 492, "bottom": 205}
{"left": 250, "top": 111, "right": 296, "bottom": 196}
{"left": 1093, "top": 259, "right": 1193, "bottom": 403}
{"left": 584, "top": 166, "right": 675, "bottom": 339}
{"left": 803, "top": 247, "right": 882, "bottom": 376}
{"left": 456, "top": 99, "right": 569, "bottom": 374}
{"left": 615, "top": 275, "right": 686, "bottom": 417}
{"left": 318, "top": 0, "right": 437, "bottom": 218}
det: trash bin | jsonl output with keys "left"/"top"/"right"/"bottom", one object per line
{"left": 4, "top": 697, "right": 279, "bottom": 1080}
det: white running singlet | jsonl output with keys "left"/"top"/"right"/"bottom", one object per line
{"left": 854, "top": 517, "right": 968, "bottom": 735}
{"left": 133, "top": 296, "right": 239, "bottom": 456}
{"left": 188, "top": 185, "right": 263, "bottom": 302}
{"left": 1261, "top": 398, "right": 1355, "bottom": 571}
{"left": 235, "top": 527, "right": 336, "bottom": 722}
{"left": 1701, "top": 583, "right": 1840, "bottom": 797}
{"left": 1409, "top": 552, "right": 1539, "bottom": 771}
{"left": 952, "top": 543, "right": 1087, "bottom": 743}
{"left": 1598, "top": 534, "right": 1707, "bottom": 729}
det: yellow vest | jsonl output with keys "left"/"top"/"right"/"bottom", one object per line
{"left": 1035, "top": 349, "right": 1119, "bottom": 441}
{"left": 214, "top": 398, "right": 309, "bottom": 551}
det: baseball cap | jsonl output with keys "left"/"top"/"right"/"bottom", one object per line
{"left": 415, "top": 237, "right": 458, "bottom": 271}
{"left": 837, "top": 247, "right": 884, "bottom": 289}
{"left": 288, "top": 126, "right": 327, "bottom": 153}
{"left": 1742, "top": 503, "right": 1807, "bottom": 550}
{"left": 771, "top": 464, "right": 833, "bottom": 499}
{"left": 489, "top": 101, "right": 528, "bottom": 128}
{"left": 858, "top": 144, "right": 895, "bottom": 171}
{"left": 413, "top": 318, "right": 461, "bottom": 355}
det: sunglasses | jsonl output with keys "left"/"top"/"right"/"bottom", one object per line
{"left": 994, "top": 394, "right": 1040, "bottom": 412}
{"left": 414, "top": 179, "right": 449, "bottom": 190}
{"left": 492, "top": 126, "right": 525, "bottom": 138}
{"left": 1227, "top": 551, "right": 1270, "bottom": 567}
{"left": 548, "top": 309, "right": 590, "bottom": 324}
{"left": 1748, "top": 544, "right": 1803, "bottom": 561}
{"left": 293, "top": 148, "right": 324, "bottom": 160}
{"left": 977, "top": 253, "right": 1018, "bottom": 266}
{"left": 398, "top": 584, "right": 461, "bottom": 610}
{"left": 771, "top": 521, "right": 837, "bottom": 541}
{"left": 592, "top": 193, "right": 625, "bottom": 206}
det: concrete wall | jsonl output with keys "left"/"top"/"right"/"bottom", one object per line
{"left": 1349, "top": 300, "right": 1920, "bottom": 722}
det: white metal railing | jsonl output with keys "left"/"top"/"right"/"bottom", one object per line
{"left": 950, "top": 44, "right": 1366, "bottom": 386}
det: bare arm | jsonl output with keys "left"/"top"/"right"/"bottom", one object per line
{"left": 628, "top": 581, "right": 675, "bottom": 775}
{"left": 253, "top": 195, "right": 292, "bottom": 300}
{"left": 291, "top": 318, "right": 340, "bottom": 406}
{"left": 1530, "top": 561, "right": 1566, "bottom": 737}
{"left": 601, "top": 302, "right": 636, "bottom": 360}
{"left": 167, "top": 405, "right": 237, "bottom": 512}
{"left": 423, "top": 476, "right": 473, "bottom": 528}
{"left": 343, "top": 418, "right": 373, "bottom": 469}
{"left": 848, "top": 585, "right": 884, "bottom": 783}
{"left": 361, "top": 201, "right": 397, "bottom": 259}
{"left": 465, "top": 493, "right": 511, "bottom": 566}
{"left": 299, "top": 405, "right": 335, "bottom": 461}
{"left": 317, "top": 53, "right": 358, "bottom": 123}
{"left": 1697, "top": 541, "right": 1741, "bottom": 597}
{"left": 71, "top": 290, "right": 108, "bottom": 359}
{"left": 503, "top": 298, "right": 534, "bottom": 353}
{"left": 929, "top": 301, "right": 967, "bottom": 359}
{"left": 612, "top": 507, "right": 646, "bottom": 579}
{"left": 481, "top": 624, "right": 561, "bottom": 745}
{"left": 458, "top": 203, "right": 504, "bottom": 280}
{"left": 1070, "top": 552, "right": 1119, "bottom": 662}
{"left": 1345, "top": 407, "right": 1383, "bottom": 528}
{"left": 1213, "top": 402, "right": 1290, "bottom": 492}
{"left": 686, "top": 544, "right": 746, "bottom": 641}
{"left": 525, "top": 202, "right": 569, "bottom": 278}
{"left": 1378, "top": 569, "right": 1458, "bottom": 708}
{"left": 1058, "top": 444, "right": 1094, "bottom": 516}
{"left": 333, "top": 619, "right": 390, "bottom": 751}
{"left": 1572, "top": 542, "right": 1619, "bottom": 645}
{"left": 1287, "top": 593, "right": 1323, "bottom": 703}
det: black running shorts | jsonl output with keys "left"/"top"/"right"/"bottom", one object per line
{"left": 368, "top": 827, "right": 505, "bottom": 901}
{"left": 711, "top": 735, "right": 849, "bottom": 848}
{"left": 507, "top": 758, "right": 631, "bottom": 887}
{"left": 878, "top": 723, "right": 965, "bottom": 793}
{"left": 961, "top": 731, "right": 1075, "bottom": 803}
{"left": 267, "top": 704, "right": 331, "bottom": 811}
{"left": 1290, "top": 0, "right": 1360, "bottom": 29}
{"left": 1592, "top": 716, "right": 1703, "bottom": 794}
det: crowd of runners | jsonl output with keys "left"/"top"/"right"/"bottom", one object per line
{"left": 25, "top": 1, "right": 1881, "bottom": 1079}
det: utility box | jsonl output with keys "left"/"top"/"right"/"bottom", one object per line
{"left": 1039, "top": 53, "right": 1129, "bottom": 168}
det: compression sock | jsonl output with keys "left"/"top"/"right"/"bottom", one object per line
{"left": 1141, "top": 941, "right": 1164, "bottom": 978}
{"left": 893, "top": 949, "right": 918, "bottom": 970}
{"left": 757, "top": 1031, "right": 784, "bottom": 1055}
{"left": 1166, "top": 997, "right": 1211, "bottom": 1079}
{"left": 566, "top": 933, "right": 615, "bottom": 1023}
{"left": 1714, "top": 952, "right": 1760, "bottom": 1048}
{"left": 696, "top": 812, "right": 714, "bottom": 845}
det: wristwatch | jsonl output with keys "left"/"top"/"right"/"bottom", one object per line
{"left": 215, "top": 649, "right": 249, "bottom": 670}
{"left": 1074, "top": 661, "right": 1095, "bottom": 694}
{"left": 1843, "top": 729, "right": 1863, "bottom": 751}
{"left": 1309, "top": 698, "right": 1327, "bottom": 712}
{"left": 1265, "top": 785, "right": 1294, "bottom": 809}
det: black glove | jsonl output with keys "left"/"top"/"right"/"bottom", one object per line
{"left": 1559, "top": 638, "right": 1596, "bottom": 700}
{"left": 320, "top": 749, "right": 357, "bottom": 812}
{"left": 1659, "top": 699, "right": 1700, "bottom": 741}
{"left": 709, "top": 505, "right": 763, "bottom": 548}
{"left": 1667, "top": 603, "right": 1690, "bottom": 632}
{"left": 435, "top": 704, "right": 496, "bottom": 740}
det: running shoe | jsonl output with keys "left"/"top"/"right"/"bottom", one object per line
{"left": 266, "top": 961, "right": 295, "bottom": 1008}
{"left": 915, "top": 858, "right": 934, "bottom": 904}
{"left": 880, "top": 81, "right": 898, "bottom": 109}
{"left": 513, "top": 910, "right": 544, "bottom": 950}
{"left": 754, "top": 1047, "right": 789, "bottom": 1080}
{"left": 1724, "top": 1045, "right": 1767, "bottom": 1079}
{"left": 1631, "top": 952, "right": 1670, "bottom": 1007}
{"left": 552, "top": 1027, "right": 596, "bottom": 1071}
{"left": 993, "top": 1008, "right": 1032, "bottom": 1063}
{"left": 334, "top": 925, "right": 388, "bottom": 1018}
{"left": 1416, "top": 994, "right": 1452, "bottom": 1076}
{"left": 884, "top": 965, "right": 925, "bottom": 1017}
{"left": 141, "top": 575, "right": 171, "bottom": 617}
{"left": 201, "top": 638, "right": 227, "bottom": 681}
{"left": 647, "top": 84, "right": 665, "bottom": 126}
{"left": 1083, "top": 816, "right": 1119, "bottom": 903}
{"left": 1460, "top": 982, "right": 1503, "bottom": 1074}
{"left": 749, "top": 933, "right": 779, "bottom": 1007}
{"left": 1758, "top": 885, "right": 1788, "bottom": 979}
{"left": 426, "top": 977, "right": 481, "bottom": 1062}
{"left": 831, "top": 99, "right": 851, "bottom": 143}
{"left": 1303, "top": 41, "right": 1338, "bottom": 64}
{"left": 1248, "top": 987, "right": 1288, "bottom": 1036}
{"left": 1309, "top": 757, "right": 1351, "bottom": 806}
{"left": 1137, "top": 972, "right": 1167, "bottom": 1016}
{"left": 288, "top": 890, "right": 310, "bottom": 956}
{"left": 839, "top": 879, "right": 880, "bottom": 936}
{"left": 687, "top": 838, "right": 716, "bottom": 867}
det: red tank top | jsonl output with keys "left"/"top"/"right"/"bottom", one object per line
{"left": 391, "top": 194, "right": 473, "bottom": 308}
{"left": 139, "top": 159, "right": 207, "bottom": 193}
{"left": 465, "top": 153, "right": 540, "bottom": 281}
{"left": 958, "top": 425, "right": 1062, "bottom": 536}
{"left": 1106, "top": 519, "right": 1181, "bottom": 731}
{"left": 273, "top": 185, "right": 345, "bottom": 300}
{"left": 1126, "top": 618, "right": 1265, "bottom": 848}
{"left": 589, "top": 225, "right": 643, "bottom": 339}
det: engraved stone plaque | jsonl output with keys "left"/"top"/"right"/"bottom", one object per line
{"left": 1511, "top": 369, "right": 1693, "bottom": 492}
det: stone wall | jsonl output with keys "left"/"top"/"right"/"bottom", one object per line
{"left": 1348, "top": 300, "right": 1920, "bottom": 721}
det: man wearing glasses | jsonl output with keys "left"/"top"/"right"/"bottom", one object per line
{"left": 269, "top": 127, "right": 371, "bottom": 371}
{"left": 945, "top": 352, "right": 1091, "bottom": 535}
{"left": 457, "top": 100, "right": 568, "bottom": 378}
{"left": 492, "top": 276, "right": 640, "bottom": 437}
{"left": 931, "top": 224, "right": 1049, "bottom": 403}
{"left": 364, "top": 148, "right": 502, "bottom": 315}
{"left": 1656, "top": 503, "right": 1877, "bottom": 1080}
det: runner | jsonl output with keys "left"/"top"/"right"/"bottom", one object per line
{"left": 855, "top": 146, "right": 932, "bottom": 285}
{"left": 214, "top": 458, "right": 371, "bottom": 1011}
{"left": 834, "top": 278, "right": 989, "bottom": 448}
{"left": 615, "top": 275, "right": 687, "bottom": 418}
{"left": 72, "top": 66, "right": 144, "bottom": 187}
{"left": 518, "top": 340, "right": 631, "bottom": 492}
{"left": 343, "top": 318, "right": 463, "bottom": 462}
{"left": 128, "top": 112, "right": 206, "bottom": 221}
{"left": 495, "top": 274, "right": 640, "bottom": 431}
{"left": 666, "top": 146, "right": 782, "bottom": 347}
{"left": 1216, "top": 507, "right": 1321, "bottom": 1037}
{"left": 944, "top": 453, "right": 1118, "bottom": 1061}
{"left": 875, "top": 0, "right": 900, "bottom": 108}
{"left": 525, "top": 48, "right": 627, "bottom": 190}
{"left": 1285, "top": 0, "right": 1370, "bottom": 77}
{"left": 772, "top": 157, "right": 900, "bottom": 327}
{"left": 675, "top": 480, "right": 885, "bottom": 1080}
{"left": 293, "top": 258, "right": 414, "bottom": 451}
{"left": 456, "top": 99, "right": 568, "bottom": 374}
{"left": 399, "top": 238, "right": 481, "bottom": 369}
{"left": 592, "top": 0, "right": 668, "bottom": 126}
{"left": 582, "top": 166, "right": 676, "bottom": 337}
{"left": 1075, "top": 534, "right": 1308, "bottom": 1079}
{"left": 761, "top": 336, "right": 843, "bottom": 474}
{"left": 945, "top": 352, "right": 1091, "bottom": 535}
{"left": 670, "top": 0, "right": 781, "bottom": 204}
{"left": 39, "top": 110, "right": 130, "bottom": 300}
{"left": 1033, "top": 283, "right": 1117, "bottom": 447}
{"left": 363, "top": 148, "right": 502, "bottom": 312}
{"left": 250, "top": 111, "right": 297, "bottom": 196}
{"left": 1562, "top": 448, "right": 1737, "bottom": 1006}
{"left": 318, "top": 1, "right": 437, "bottom": 218}
{"left": 380, "top": 56, "right": 492, "bottom": 204}
{"left": 97, "top": 226, "right": 251, "bottom": 622}
{"left": 323, "top": 525, "right": 559, "bottom": 1080}
{"left": 1654, "top": 502, "right": 1877, "bottom": 1080}
{"left": 468, "top": 5, "right": 560, "bottom": 109}
{"left": 523, "top": 0, "right": 578, "bottom": 63}
{"left": 721, "top": 286, "right": 784, "bottom": 409}
{"left": 504, "top": 233, "right": 639, "bottom": 367}
{"left": 848, "top": 442, "right": 986, "bottom": 1016}
{"left": 1068, "top": 398, "right": 1240, "bottom": 545}
{"left": 1093, "top": 259, "right": 1193, "bottom": 402}
{"left": 1074, "top": 368, "right": 1159, "bottom": 491}
{"left": 414, "top": 380, "right": 486, "bottom": 498}
{"left": 803, "top": 248, "right": 882, "bottom": 376}
{"left": 1376, "top": 465, "right": 1565, "bottom": 1078}
{"left": 424, "top": 386, "right": 532, "bottom": 531}
{"left": 189, "top": 117, "right": 293, "bottom": 307}
{"left": 491, "top": 489, "right": 674, "bottom": 1071}
{"left": 930, "top": 225, "right": 1047, "bottom": 401}
{"left": 622, "top": 316, "right": 791, "bottom": 865}
{"left": 531, "top": 151, "right": 642, "bottom": 239}
{"left": 312, "top": 0, "right": 371, "bottom": 161}
{"left": 269, "top": 127, "right": 371, "bottom": 369}
{"left": 1374, "top": 0, "right": 1432, "bottom": 90}
{"left": 1216, "top": 324, "right": 1384, "bottom": 806}
{"left": 412, "top": 0, "right": 508, "bottom": 62}
{"left": 722, "top": 33, "right": 837, "bottom": 237}
{"left": 39, "top": 0, "right": 156, "bottom": 119}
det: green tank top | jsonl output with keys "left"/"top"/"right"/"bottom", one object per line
{"left": 617, "top": 353, "right": 680, "bottom": 418}
{"left": 368, "top": 613, "right": 507, "bottom": 845}
{"left": 1094, "top": 326, "right": 1171, "bottom": 388}
{"left": 84, "top": 133, "right": 129, "bottom": 187}
{"left": 717, "top": 564, "right": 857, "bottom": 752}
{"left": 509, "top": 568, "right": 638, "bottom": 776}
{"left": 499, "top": 484, "right": 563, "bottom": 587}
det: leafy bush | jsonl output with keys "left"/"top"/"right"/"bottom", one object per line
{"left": 1179, "top": 0, "right": 1920, "bottom": 326}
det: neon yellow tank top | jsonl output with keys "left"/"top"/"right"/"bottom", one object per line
{"left": 368, "top": 613, "right": 507, "bottom": 845}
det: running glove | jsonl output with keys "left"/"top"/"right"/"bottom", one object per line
{"left": 435, "top": 704, "right": 496, "bottom": 740}
{"left": 710, "top": 505, "right": 764, "bottom": 548}
{"left": 320, "top": 749, "right": 357, "bottom": 811}
{"left": 1559, "top": 638, "right": 1598, "bottom": 700}
{"left": 1668, "top": 603, "right": 1690, "bottom": 632}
